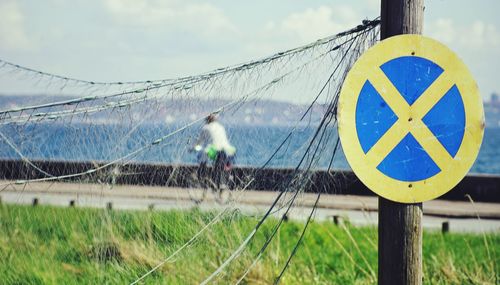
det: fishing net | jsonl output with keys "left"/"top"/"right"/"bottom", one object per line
{"left": 0, "top": 19, "right": 380, "bottom": 284}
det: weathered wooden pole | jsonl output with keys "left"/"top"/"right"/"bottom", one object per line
{"left": 379, "top": 0, "right": 424, "bottom": 284}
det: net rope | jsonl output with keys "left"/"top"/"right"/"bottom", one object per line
{"left": 0, "top": 18, "right": 381, "bottom": 284}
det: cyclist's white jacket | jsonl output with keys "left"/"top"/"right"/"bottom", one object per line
{"left": 198, "top": 121, "right": 236, "bottom": 155}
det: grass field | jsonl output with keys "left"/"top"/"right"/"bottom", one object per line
{"left": 0, "top": 204, "right": 498, "bottom": 284}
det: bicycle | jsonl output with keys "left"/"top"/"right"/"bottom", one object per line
{"left": 187, "top": 145, "right": 236, "bottom": 204}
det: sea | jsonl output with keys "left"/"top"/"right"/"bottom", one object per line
{"left": 0, "top": 123, "right": 499, "bottom": 174}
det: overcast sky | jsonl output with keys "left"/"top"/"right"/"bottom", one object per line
{"left": 0, "top": 0, "right": 499, "bottom": 102}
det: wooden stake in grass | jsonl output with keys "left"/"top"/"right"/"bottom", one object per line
{"left": 442, "top": 221, "right": 450, "bottom": 234}
{"left": 333, "top": 215, "right": 341, "bottom": 226}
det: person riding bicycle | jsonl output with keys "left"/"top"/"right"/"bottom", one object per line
{"left": 194, "top": 114, "right": 236, "bottom": 190}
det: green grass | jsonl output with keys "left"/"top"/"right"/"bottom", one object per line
{"left": 0, "top": 204, "right": 497, "bottom": 284}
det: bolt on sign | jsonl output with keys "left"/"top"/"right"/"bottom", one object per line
{"left": 338, "top": 35, "right": 484, "bottom": 203}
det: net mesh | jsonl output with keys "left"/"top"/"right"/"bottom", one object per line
{"left": 0, "top": 19, "right": 381, "bottom": 284}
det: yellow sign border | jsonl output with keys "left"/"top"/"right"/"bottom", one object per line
{"left": 338, "top": 34, "right": 484, "bottom": 203}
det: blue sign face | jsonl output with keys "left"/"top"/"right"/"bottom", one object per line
{"left": 355, "top": 56, "right": 466, "bottom": 182}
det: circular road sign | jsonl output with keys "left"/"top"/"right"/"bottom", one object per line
{"left": 338, "top": 34, "right": 484, "bottom": 203}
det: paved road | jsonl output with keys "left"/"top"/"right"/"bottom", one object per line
{"left": 1, "top": 180, "right": 499, "bottom": 233}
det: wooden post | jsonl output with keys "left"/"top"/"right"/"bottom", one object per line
{"left": 441, "top": 221, "right": 449, "bottom": 233}
{"left": 379, "top": 1, "right": 424, "bottom": 284}
{"left": 333, "top": 215, "right": 341, "bottom": 225}
{"left": 379, "top": 199, "right": 423, "bottom": 284}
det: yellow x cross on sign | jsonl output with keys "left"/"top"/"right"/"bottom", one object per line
{"left": 364, "top": 66, "right": 457, "bottom": 169}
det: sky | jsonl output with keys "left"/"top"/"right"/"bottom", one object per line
{"left": 0, "top": 0, "right": 499, "bottom": 102}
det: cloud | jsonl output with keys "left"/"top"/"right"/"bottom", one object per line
{"left": 103, "top": 0, "right": 238, "bottom": 37}
{"left": 428, "top": 18, "right": 500, "bottom": 49}
{"left": 365, "top": 0, "right": 379, "bottom": 13}
{"left": 246, "top": 4, "right": 363, "bottom": 56}
{"left": 0, "top": 0, "right": 34, "bottom": 51}
{"left": 428, "top": 18, "right": 455, "bottom": 44}
{"left": 274, "top": 5, "right": 361, "bottom": 43}
{"left": 466, "top": 21, "right": 500, "bottom": 48}
{"left": 426, "top": 18, "right": 500, "bottom": 99}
